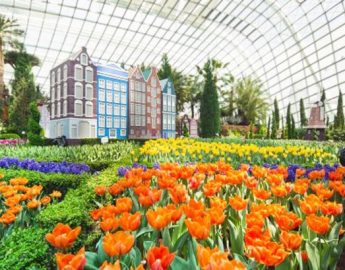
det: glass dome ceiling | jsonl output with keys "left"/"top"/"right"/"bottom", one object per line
{"left": 1, "top": 0, "right": 345, "bottom": 122}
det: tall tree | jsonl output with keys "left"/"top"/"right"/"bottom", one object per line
{"left": 157, "top": 53, "right": 172, "bottom": 79}
{"left": 274, "top": 98, "right": 279, "bottom": 129}
{"left": 0, "top": 15, "right": 24, "bottom": 122}
{"left": 281, "top": 116, "right": 285, "bottom": 139}
{"left": 199, "top": 59, "right": 220, "bottom": 137}
{"left": 271, "top": 112, "right": 277, "bottom": 139}
{"left": 334, "top": 91, "right": 344, "bottom": 130}
{"left": 267, "top": 116, "right": 271, "bottom": 139}
{"left": 286, "top": 103, "right": 292, "bottom": 139}
{"left": 299, "top": 98, "right": 307, "bottom": 127}
{"left": 233, "top": 77, "right": 268, "bottom": 125}
{"left": 184, "top": 75, "right": 202, "bottom": 119}
{"left": 291, "top": 114, "right": 296, "bottom": 139}
{"left": 320, "top": 89, "right": 326, "bottom": 105}
{"left": 27, "top": 101, "right": 43, "bottom": 145}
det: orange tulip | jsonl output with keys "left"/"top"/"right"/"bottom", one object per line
{"left": 101, "top": 218, "right": 119, "bottom": 232}
{"left": 9, "top": 177, "right": 28, "bottom": 186}
{"left": 146, "top": 207, "right": 172, "bottom": 230}
{"left": 183, "top": 199, "right": 206, "bottom": 219}
{"left": 138, "top": 188, "right": 162, "bottom": 207}
{"left": 229, "top": 196, "right": 248, "bottom": 211}
{"left": 169, "top": 184, "right": 187, "bottom": 204}
{"left": 321, "top": 201, "right": 343, "bottom": 216}
{"left": 203, "top": 181, "right": 221, "bottom": 197}
{"left": 210, "top": 197, "right": 227, "bottom": 211}
{"left": 115, "top": 197, "right": 132, "bottom": 214}
{"left": 147, "top": 245, "right": 175, "bottom": 270}
{"left": 185, "top": 215, "right": 211, "bottom": 240}
{"left": 109, "top": 183, "right": 125, "bottom": 196}
{"left": 27, "top": 200, "right": 40, "bottom": 209}
{"left": 50, "top": 190, "right": 62, "bottom": 198}
{"left": 45, "top": 223, "right": 81, "bottom": 249}
{"left": 41, "top": 196, "right": 51, "bottom": 205}
{"left": 100, "top": 260, "right": 121, "bottom": 270}
{"left": 119, "top": 212, "right": 141, "bottom": 231}
{"left": 208, "top": 207, "right": 225, "bottom": 225}
{"left": 253, "top": 189, "right": 271, "bottom": 200}
{"left": 306, "top": 214, "right": 330, "bottom": 235}
{"left": 166, "top": 204, "right": 182, "bottom": 222}
{"left": 56, "top": 247, "right": 86, "bottom": 270}
{"left": 301, "top": 250, "right": 308, "bottom": 262}
{"left": 7, "top": 205, "right": 23, "bottom": 215}
{"left": 247, "top": 241, "right": 290, "bottom": 266}
{"left": 280, "top": 231, "right": 302, "bottom": 251}
{"left": 0, "top": 211, "right": 16, "bottom": 225}
{"left": 95, "top": 186, "right": 107, "bottom": 196}
{"left": 103, "top": 231, "right": 135, "bottom": 257}
{"left": 274, "top": 211, "right": 302, "bottom": 231}
{"left": 197, "top": 245, "right": 219, "bottom": 268}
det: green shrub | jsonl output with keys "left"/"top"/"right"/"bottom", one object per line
{"left": 0, "top": 227, "right": 54, "bottom": 270}
{"left": 0, "top": 168, "right": 88, "bottom": 194}
{"left": 80, "top": 138, "right": 101, "bottom": 145}
{"left": 0, "top": 133, "right": 20, "bottom": 139}
{"left": 329, "top": 128, "right": 345, "bottom": 141}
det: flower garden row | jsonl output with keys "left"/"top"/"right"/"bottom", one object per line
{"left": 43, "top": 161, "right": 345, "bottom": 269}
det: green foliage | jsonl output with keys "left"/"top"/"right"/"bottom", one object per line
{"left": 0, "top": 168, "right": 87, "bottom": 194}
{"left": 295, "top": 128, "right": 306, "bottom": 140}
{"left": 248, "top": 123, "right": 254, "bottom": 139}
{"left": 291, "top": 114, "right": 296, "bottom": 139}
{"left": 0, "top": 133, "right": 20, "bottom": 139}
{"left": 274, "top": 98, "right": 279, "bottom": 129}
{"left": 286, "top": 103, "right": 292, "bottom": 139}
{"left": 0, "top": 227, "right": 53, "bottom": 270}
{"left": 182, "top": 122, "right": 189, "bottom": 137}
{"left": 27, "top": 101, "right": 43, "bottom": 145}
{"left": 271, "top": 112, "right": 277, "bottom": 139}
{"left": 184, "top": 75, "right": 203, "bottom": 119}
{"left": 266, "top": 116, "right": 271, "bottom": 139}
{"left": 334, "top": 91, "right": 344, "bottom": 130}
{"left": 199, "top": 59, "right": 220, "bottom": 137}
{"left": 328, "top": 128, "right": 345, "bottom": 141}
{"left": 299, "top": 98, "right": 308, "bottom": 127}
{"left": 320, "top": 89, "right": 326, "bottom": 104}
{"left": 157, "top": 53, "right": 172, "bottom": 80}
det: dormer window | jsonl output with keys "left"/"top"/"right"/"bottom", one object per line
{"left": 81, "top": 53, "right": 88, "bottom": 65}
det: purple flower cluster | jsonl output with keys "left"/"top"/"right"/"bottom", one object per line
{"left": 117, "top": 162, "right": 158, "bottom": 177}
{"left": 0, "top": 157, "right": 90, "bottom": 174}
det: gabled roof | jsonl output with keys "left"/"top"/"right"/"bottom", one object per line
{"left": 160, "top": 78, "right": 168, "bottom": 90}
{"left": 96, "top": 63, "right": 128, "bottom": 79}
{"left": 142, "top": 68, "right": 152, "bottom": 81}
{"left": 160, "top": 77, "right": 176, "bottom": 95}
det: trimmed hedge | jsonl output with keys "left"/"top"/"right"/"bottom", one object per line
{"left": 0, "top": 227, "right": 54, "bottom": 270}
{"left": 0, "top": 168, "right": 89, "bottom": 194}
{"left": 0, "top": 133, "right": 20, "bottom": 139}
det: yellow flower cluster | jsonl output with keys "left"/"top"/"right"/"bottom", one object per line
{"left": 139, "top": 138, "right": 336, "bottom": 165}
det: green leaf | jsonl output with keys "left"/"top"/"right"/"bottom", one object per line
{"left": 143, "top": 240, "right": 155, "bottom": 252}
{"left": 162, "top": 227, "right": 172, "bottom": 249}
{"left": 136, "top": 227, "right": 154, "bottom": 239}
{"left": 187, "top": 237, "right": 198, "bottom": 269}
{"left": 328, "top": 221, "right": 342, "bottom": 242}
{"left": 275, "top": 254, "right": 291, "bottom": 270}
{"left": 97, "top": 238, "right": 109, "bottom": 265}
{"left": 129, "top": 190, "right": 139, "bottom": 212}
{"left": 84, "top": 251, "right": 100, "bottom": 270}
{"left": 170, "top": 256, "right": 189, "bottom": 270}
{"left": 172, "top": 232, "right": 189, "bottom": 254}
{"left": 306, "top": 242, "right": 320, "bottom": 270}
{"left": 320, "top": 245, "right": 331, "bottom": 269}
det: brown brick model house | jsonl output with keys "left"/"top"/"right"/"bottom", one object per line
{"left": 143, "top": 67, "right": 161, "bottom": 138}
{"left": 49, "top": 47, "right": 97, "bottom": 138}
{"left": 128, "top": 66, "right": 146, "bottom": 138}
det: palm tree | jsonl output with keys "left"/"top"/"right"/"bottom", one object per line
{"left": 234, "top": 76, "right": 268, "bottom": 125}
{"left": 185, "top": 74, "right": 203, "bottom": 118}
{"left": 0, "top": 15, "right": 23, "bottom": 121}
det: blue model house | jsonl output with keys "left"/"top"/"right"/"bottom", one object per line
{"left": 160, "top": 78, "right": 176, "bottom": 138}
{"left": 96, "top": 63, "right": 128, "bottom": 139}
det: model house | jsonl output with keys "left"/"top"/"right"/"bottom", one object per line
{"left": 96, "top": 63, "right": 128, "bottom": 139}
{"left": 128, "top": 66, "right": 147, "bottom": 139}
{"left": 49, "top": 47, "right": 97, "bottom": 138}
{"left": 142, "top": 67, "right": 162, "bottom": 138}
{"left": 160, "top": 78, "right": 176, "bottom": 138}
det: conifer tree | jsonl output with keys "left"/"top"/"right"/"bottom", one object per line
{"left": 27, "top": 101, "right": 43, "bottom": 145}
{"left": 286, "top": 103, "right": 292, "bottom": 139}
{"left": 271, "top": 112, "right": 277, "bottom": 139}
{"left": 299, "top": 98, "right": 307, "bottom": 127}
{"left": 335, "top": 91, "right": 344, "bottom": 130}
{"left": 274, "top": 98, "right": 279, "bottom": 129}
{"left": 267, "top": 116, "right": 271, "bottom": 139}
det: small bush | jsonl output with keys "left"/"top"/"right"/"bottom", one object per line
{"left": 0, "top": 133, "right": 20, "bottom": 139}
{"left": 80, "top": 138, "right": 101, "bottom": 145}
{"left": 0, "top": 227, "right": 54, "bottom": 270}
{"left": 0, "top": 168, "right": 88, "bottom": 194}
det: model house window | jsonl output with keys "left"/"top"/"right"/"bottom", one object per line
{"left": 75, "top": 83, "right": 83, "bottom": 99}
{"left": 57, "top": 85, "right": 61, "bottom": 100}
{"left": 56, "top": 102, "right": 61, "bottom": 117}
{"left": 51, "top": 88, "right": 55, "bottom": 101}
{"left": 130, "top": 91, "right": 134, "bottom": 102}
{"left": 106, "top": 80, "right": 112, "bottom": 89}
{"left": 63, "top": 65, "right": 67, "bottom": 80}
{"left": 91, "top": 125, "right": 95, "bottom": 137}
{"left": 71, "top": 124, "right": 78, "bottom": 138}
{"left": 75, "top": 100, "right": 83, "bottom": 116}
{"left": 114, "top": 104, "right": 120, "bottom": 115}
{"left": 130, "top": 129, "right": 134, "bottom": 135}
{"left": 147, "top": 117, "right": 151, "bottom": 124}
{"left": 121, "top": 105, "right": 126, "bottom": 116}
{"left": 63, "top": 100, "right": 67, "bottom": 116}
{"left": 81, "top": 53, "right": 88, "bottom": 65}
{"left": 141, "top": 82, "right": 145, "bottom": 92}
{"left": 152, "top": 77, "right": 156, "bottom": 87}
{"left": 63, "top": 83, "right": 67, "bottom": 98}
{"left": 106, "top": 116, "right": 112, "bottom": 128}
{"left": 99, "top": 102, "right": 105, "bottom": 114}
{"left": 157, "top": 107, "right": 160, "bottom": 114}
{"left": 99, "top": 79, "right": 105, "bottom": 88}
{"left": 107, "top": 91, "right": 113, "bottom": 102}
{"left": 57, "top": 68, "right": 61, "bottom": 83}
{"left": 135, "top": 81, "right": 139, "bottom": 91}
{"left": 51, "top": 71, "right": 55, "bottom": 85}
{"left": 152, "top": 98, "right": 156, "bottom": 107}
{"left": 147, "top": 96, "right": 151, "bottom": 103}
{"left": 99, "top": 89, "right": 105, "bottom": 101}
{"left": 106, "top": 103, "right": 112, "bottom": 115}
{"left": 147, "top": 106, "right": 151, "bottom": 114}
{"left": 51, "top": 103, "right": 55, "bottom": 118}
{"left": 157, "top": 117, "right": 160, "bottom": 125}
{"left": 120, "top": 129, "right": 126, "bottom": 136}
{"left": 98, "top": 128, "right": 105, "bottom": 136}
{"left": 163, "top": 95, "right": 167, "bottom": 106}
{"left": 86, "top": 102, "right": 93, "bottom": 117}
{"left": 86, "top": 85, "right": 93, "bottom": 100}
{"left": 86, "top": 68, "right": 93, "bottom": 83}
{"left": 114, "top": 82, "right": 119, "bottom": 91}
{"left": 130, "top": 115, "right": 134, "bottom": 126}
{"left": 152, "top": 117, "right": 156, "bottom": 129}
{"left": 152, "top": 108, "right": 157, "bottom": 116}
{"left": 152, "top": 87, "right": 156, "bottom": 97}
{"left": 141, "top": 116, "right": 145, "bottom": 126}
{"left": 135, "top": 115, "right": 140, "bottom": 126}
{"left": 163, "top": 115, "right": 167, "bottom": 129}
{"left": 114, "top": 92, "right": 120, "bottom": 103}
{"left": 130, "top": 103, "right": 134, "bottom": 113}
{"left": 121, "top": 93, "right": 126, "bottom": 104}
{"left": 114, "top": 117, "right": 120, "bottom": 128}
{"left": 75, "top": 65, "right": 82, "bottom": 81}
{"left": 172, "top": 96, "right": 176, "bottom": 112}
{"left": 121, "top": 83, "right": 126, "bottom": 92}
{"left": 147, "top": 86, "right": 151, "bottom": 93}
{"left": 121, "top": 117, "right": 126, "bottom": 128}
{"left": 99, "top": 116, "right": 105, "bottom": 127}
{"left": 109, "top": 129, "right": 116, "bottom": 138}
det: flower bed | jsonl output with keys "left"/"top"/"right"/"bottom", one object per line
{"left": 0, "top": 157, "right": 90, "bottom": 174}
{"left": 0, "top": 139, "right": 25, "bottom": 145}
{"left": 139, "top": 138, "right": 337, "bottom": 166}
{"left": 45, "top": 162, "right": 345, "bottom": 269}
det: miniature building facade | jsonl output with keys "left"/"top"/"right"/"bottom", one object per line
{"left": 143, "top": 67, "right": 161, "bottom": 138}
{"left": 128, "top": 66, "right": 146, "bottom": 139}
{"left": 161, "top": 78, "right": 176, "bottom": 138}
{"left": 96, "top": 64, "right": 128, "bottom": 139}
{"left": 49, "top": 47, "right": 97, "bottom": 138}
